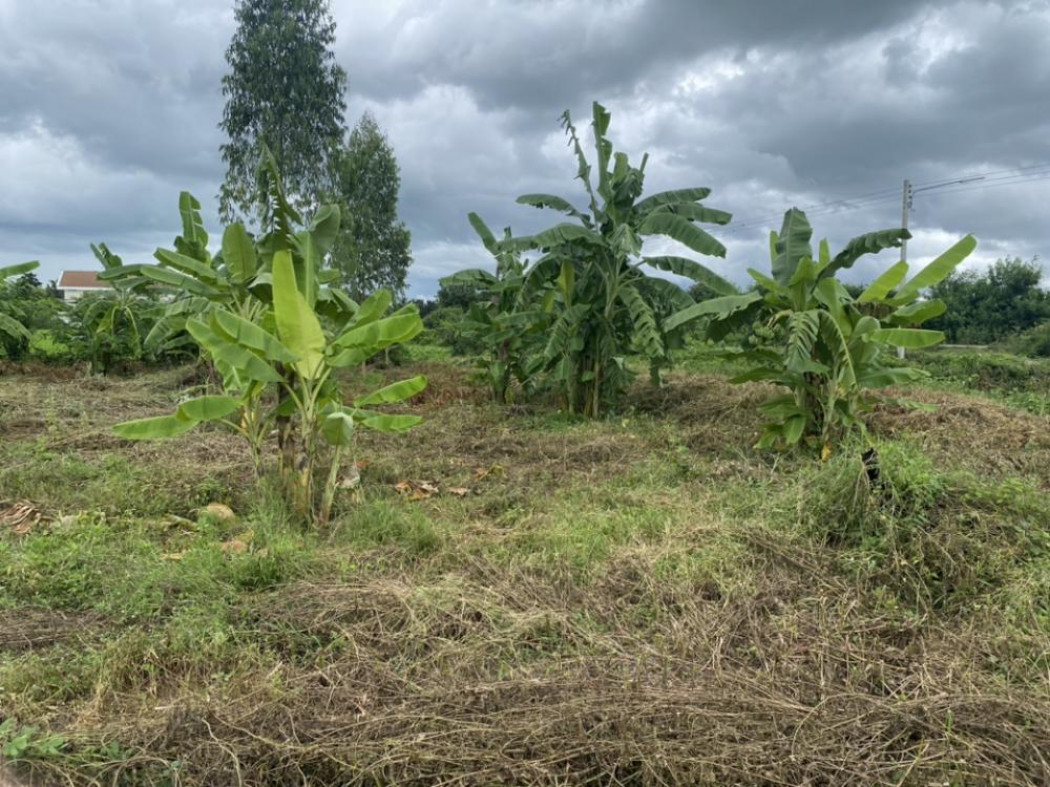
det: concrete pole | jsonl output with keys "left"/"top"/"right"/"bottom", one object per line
{"left": 897, "top": 179, "right": 912, "bottom": 360}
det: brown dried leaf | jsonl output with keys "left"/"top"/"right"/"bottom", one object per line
{"left": 448, "top": 487, "right": 470, "bottom": 498}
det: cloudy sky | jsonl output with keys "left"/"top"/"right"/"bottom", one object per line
{"left": 1, "top": 0, "right": 1047, "bottom": 296}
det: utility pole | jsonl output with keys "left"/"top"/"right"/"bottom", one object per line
{"left": 900, "top": 179, "right": 912, "bottom": 264}
{"left": 897, "top": 180, "right": 912, "bottom": 358}
{"left": 897, "top": 175, "right": 984, "bottom": 359}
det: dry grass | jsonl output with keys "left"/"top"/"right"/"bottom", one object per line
{"left": 3, "top": 363, "right": 1050, "bottom": 785}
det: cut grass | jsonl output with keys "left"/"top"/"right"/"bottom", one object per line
{"left": 2, "top": 360, "right": 1050, "bottom": 784}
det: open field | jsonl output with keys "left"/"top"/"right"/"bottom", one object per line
{"left": 3, "top": 352, "right": 1050, "bottom": 785}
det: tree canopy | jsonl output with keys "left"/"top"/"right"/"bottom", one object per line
{"left": 329, "top": 112, "right": 413, "bottom": 300}
{"left": 218, "top": 0, "right": 348, "bottom": 221}
{"left": 925, "top": 257, "right": 1049, "bottom": 343}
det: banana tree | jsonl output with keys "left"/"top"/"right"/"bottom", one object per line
{"left": 440, "top": 213, "right": 548, "bottom": 403}
{"left": 114, "top": 251, "right": 425, "bottom": 523}
{"left": 499, "top": 101, "right": 735, "bottom": 417}
{"left": 668, "top": 208, "right": 976, "bottom": 449}
{"left": 0, "top": 261, "right": 41, "bottom": 346}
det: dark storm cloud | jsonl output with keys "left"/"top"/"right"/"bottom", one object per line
{"left": 0, "top": 0, "right": 1046, "bottom": 296}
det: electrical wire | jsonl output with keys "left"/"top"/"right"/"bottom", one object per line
{"left": 721, "top": 162, "right": 1050, "bottom": 236}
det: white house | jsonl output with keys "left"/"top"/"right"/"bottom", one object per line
{"left": 57, "top": 271, "right": 110, "bottom": 301}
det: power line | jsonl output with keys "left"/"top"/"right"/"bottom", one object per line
{"left": 722, "top": 162, "right": 1050, "bottom": 236}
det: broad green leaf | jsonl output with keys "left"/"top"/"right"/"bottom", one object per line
{"left": 155, "top": 248, "right": 218, "bottom": 283}
{"left": 506, "top": 223, "right": 603, "bottom": 252}
{"left": 618, "top": 284, "right": 663, "bottom": 359}
{"left": 643, "top": 256, "right": 736, "bottom": 296}
{"left": 439, "top": 269, "right": 498, "bottom": 289}
{"left": 212, "top": 310, "right": 298, "bottom": 363}
{"left": 272, "top": 250, "right": 325, "bottom": 379}
{"left": 354, "top": 289, "right": 394, "bottom": 327}
{"left": 321, "top": 410, "right": 355, "bottom": 446}
{"left": 782, "top": 415, "right": 806, "bottom": 444}
{"left": 889, "top": 299, "right": 946, "bottom": 325}
{"left": 141, "top": 264, "right": 220, "bottom": 297}
{"left": 870, "top": 328, "right": 945, "bottom": 348}
{"left": 0, "top": 260, "right": 40, "bottom": 280}
{"left": 638, "top": 212, "right": 726, "bottom": 258}
{"left": 333, "top": 311, "right": 422, "bottom": 354}
{"left": 353, "top": 375, "right": 427, "bottom": 407}
{"left": 515, "top": 193, "right": 587, "bottom": 220}
{"left": 307, "top": 204, "right": 341, "bottom": 258}
{"left": 857, "top": 367, "right": 925, "bottom": 388}
{"left": 0, "top": 312, "right": 31, "bottom": 340}
{"left": 114, "top": 414, "right": 197, "bottom": 440}
{"left": 467, "top": 212, "right": 498, "bottom": 250}
{"left": 665, "top": 292, "right": 762, "bottom": 331}
{"left": 222, "top": 223, "right": 257, "bottom": 284}
{"left": 771, "top": 209, "right": 813, "bottom": 287}
{"left": 893, "top": 234, "right": 977, "bottom": 302}
{"left": 826, "top": 228, "right": 909, "bottom": 276}
{"left": 187, "top": 318, "right": 283, "bottom": 382}
{"left": 544, "top": 304, "right": 589, "bottom": 360}
{"left": 634, "top": 188, "right": 712, "bottom": 214}
{"left": 647, "top": 203, "right": 732, "bottom": 226}
{"left": 177, "top": 395, "right": 240, "bottom": 422}
{"left": 857, "top": 260, "right": 909, "bottom": 303}
{"left": 177, "top": 192, "right": 209, "bottom": 253}
{"left": 747, "top": 268, "right": 786, "bottom": 296}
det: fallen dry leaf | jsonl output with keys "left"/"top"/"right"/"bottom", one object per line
{"left": 1, "top": 501, "right": 46, "bottom": 535}
{"left": 448, "top": 487, "right": 470, "bottom": 497}
{"left": 473, "top": 465, "right": 504, "bottom": 481}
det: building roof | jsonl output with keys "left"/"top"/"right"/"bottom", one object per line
{"left": 57, "top": 271, "right": 108, "bottom": 289}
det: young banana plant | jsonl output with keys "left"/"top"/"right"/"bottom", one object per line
{"left": 0, "top": 261, "right": 40, "bottom": 343}
{"left": 492, "top": 101, "right": 734, "bottom": 417}
{"left": 669, "top": 208, "right": 976, "bottom": 449}
{"left": 114, "top": 251, "right": 425, "bottom": 523}
{"left": 440, "top": 213, "right": 548, "bottom": 403}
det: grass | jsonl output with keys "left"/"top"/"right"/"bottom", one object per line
{"left": 2, "top": 356, "right": 1050, "bottom": 785}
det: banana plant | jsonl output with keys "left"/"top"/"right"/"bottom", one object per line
{"left": 496, "top": 101, "right": 735, "bottom": 417}
{"left": 114, "top": 251, "right": 425, "bottom": 523}
{"left": 669, "top": 208, "right": 977, "bottom": 449}
{"left": 440, "top": 213, "right": 548, "bottom": 403}
{"left": 0, "top": 261, "right": 41, "bottom": 344}
{"left": 110, "top": 153, "right": 427, "bottom": 523}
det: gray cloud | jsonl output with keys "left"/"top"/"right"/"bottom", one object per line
{"left": 0, "top": 0, "right": 1046, "bottom": 297}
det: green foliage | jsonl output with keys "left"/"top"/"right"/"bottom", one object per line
{"left": 797, "top": 442, "right": 1050, "bottom": 611}
{"left": 440, "top": 215, "right": 548, "bottom": 403}
{"left": 112, "top": 165, "right": 426, "bottom": 524}
{"left": 60, "top": 290, "right": 179, "bottom": 374}
{"left": 999, "top": 320, "right": 1050, "bottom": 358}
{"left": 329, "top": 112, "right": 413, "bottom": 300}
{"left": 926, "top": 257, "right": 1050, "bottom": 344}
{"left": 469, "top": 101, "right": 733, "bottom": 416}
{"left": 0, "top": 262, "right": 45, "bottom": 358}
{"left": 681, "top": 208, "right": 976, "bottom": 449}
{"left": 0, "top": 718, "right": 66, "bottom": 761}
{"left": 219, "top": 0, "right": 348, "bottom": 220}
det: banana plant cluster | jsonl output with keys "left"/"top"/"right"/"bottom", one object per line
{"left": 108, "top": 156, "right": 426, "bottom": 523}
{"left": 0, "top": 261, "right": 40, "bottom": 344}
{"left": 439, "top": 214, "right": 548, "bottom": 403}
{"left": 669, "top": 208, "right": 977, "bottom": 449}
{"left": 461, "top": 102, "right": 735, "bottom": 418}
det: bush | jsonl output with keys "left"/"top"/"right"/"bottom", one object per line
{"left": 907, "top": 350, "right": 1050, "bottom": 394}
{"left": 422, "top": 306, "right": 482, "bottom": 355}
{"left": 997, "top": 321, "right": 1050, "bottom": 358}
